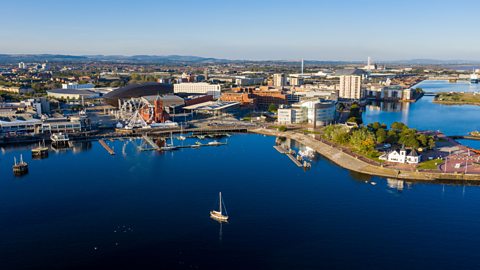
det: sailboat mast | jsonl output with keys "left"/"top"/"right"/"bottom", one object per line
{"left": 219, "top": 192, "right": 222, "bottom": 214}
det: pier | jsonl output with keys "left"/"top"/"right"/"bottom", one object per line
{"left": 138, "top": 135, "right": 160, "bottom": 151}
{"left": 273, "top": 145, "right": 287, "bottom": 154}
{"left": 286, "top": 153, "right": 303, "bottom": 167}
{"left": 273, "top": 145, "right": 305, "bottom": 168}
{"left": 99, "top": 139, "right": 115, "bottom": 155}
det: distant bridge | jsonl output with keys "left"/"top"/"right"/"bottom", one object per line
{"left": 424, "top": 92, "right": 437, "bottom": 96}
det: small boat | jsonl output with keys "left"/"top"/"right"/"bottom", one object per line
{"left": 195, "top": 141, "right": 202, "bottom": 145}
{"left": 208, "top": 140, "right": 222, "bottom": 146}
{"left": 13, "top": 154, "right": 28, "bottom": 176}
{"left": 197, "top": 135, "right": 206, "bottom": 139}
{"left": 31, "top": 140, "right": 48, "bottom": 158}
{"left": 210, "top": 192, "right": 229, "bottom": 222}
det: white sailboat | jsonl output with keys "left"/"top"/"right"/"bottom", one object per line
{"left": 210, "top": 192, "right": 229, "bottom": 222}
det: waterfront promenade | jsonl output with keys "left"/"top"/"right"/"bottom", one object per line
{"left": 251, "top": 128, "right": 480, "bottom": 182}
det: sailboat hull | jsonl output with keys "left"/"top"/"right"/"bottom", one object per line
{"left": 210, "top": 211, "right": 228, "bottom": 222}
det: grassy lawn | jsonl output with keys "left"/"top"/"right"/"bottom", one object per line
{"left": 417, "top": 159, "right": 442, "bottom": 170}
{"left": 435, "top": 92, "right": 480, "bottom": 105}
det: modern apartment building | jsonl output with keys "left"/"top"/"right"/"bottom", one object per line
{"left": 273, "top": 73, "right": 286, "bottom": 88}
{"left": 339, "top": 75, "right": 363, "bottom": 100}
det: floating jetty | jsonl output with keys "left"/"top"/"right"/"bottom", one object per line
{"left": 286, "top": 152, "right": 303, "bottom": 167}
{"left": 51, "top": 133, "right": 71, "bottom": 149}
{"left": 274, "top": 145, "right": 311, "bottom": 169}
{"left": 99, "top": 139, "right": 115, "bottom": 155}
{"left": 13, "top": 155, "right": 28, "bottom": 176}
{"left": 273, "top": 145, "right": 287, "bottom": 154}
{"left": 138, "top": 135, "right": 160, "bottom": 151}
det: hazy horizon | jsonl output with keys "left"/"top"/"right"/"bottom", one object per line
{"left": 3, "top": 0, "right": 480, "bottom": 61}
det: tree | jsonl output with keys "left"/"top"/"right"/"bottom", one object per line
{"left": 399, "top": 128, "right": 420, "bottom": 148}
{"left": 349, "top": 128, "right": 375, "bottom": 153}
{"left": 428, "top": 138, "right": 436, "bottom": 149}
{"left": 386, "top": 129, "right": 398, "bottom": 143}
{"left": 348, "top": 103, "right": 363, "bottom": 125}
{"left": 268, "top": 104, "right": 278, "bottom": 113}
{"left": 391, "top": 122, "right": 407, "bottom": 131}
{"left": 376, "top": 128, "right": 387, "bottom": 144}
{"left": 417, "top": 134, "right": 428, "bottom": 147}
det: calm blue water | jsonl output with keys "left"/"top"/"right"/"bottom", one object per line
{"left": 2, "top": 135, "right": 480, "bottom": 269}
{"left": 364, "top": 81, "right": 480, "bottom": 148}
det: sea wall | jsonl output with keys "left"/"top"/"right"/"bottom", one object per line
{"left": 250, "top": 128, "right": 480, "bottom": 182}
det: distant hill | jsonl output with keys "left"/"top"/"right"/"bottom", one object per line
{"left": 0, "top": 54, "right": 232, "bottom": 64}
{"left": 1, "top": 54, "right": 480, "bottom": 65}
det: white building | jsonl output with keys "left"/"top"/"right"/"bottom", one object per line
{"left": 339, "top": 75, "right": 363, "bottom": 100}
{"left": 277, "top": 99, "right": 335, "bottom": 127}
{"left": 235, "top": 77, "right": 264, "bottom": 86}
{"left": 379, "top": 147, "right": 420, "bottom": 164}
{"left": 62, "top": 82, "right": 96, "bottom": 89}
{"left": 173, "top": 83, "right": 221, "bottom": 99}
{"left": 47, "top": 89, "right": 99, "bottom": 100}
{"left": 289, "top": 76, "right": 304, "bottom": 86}
{"left": 18, "top": 62, "right": 26, "bottom": 69}
{"left": 273, "top": 73, "right": 286, "bottom": 88}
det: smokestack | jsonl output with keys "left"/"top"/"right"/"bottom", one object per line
{"left": 301, "top": 59, "right": 304, "bottom": 75}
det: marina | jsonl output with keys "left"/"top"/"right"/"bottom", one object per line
{"left": 3, "top": 134, "right": 480, "bottom": 269}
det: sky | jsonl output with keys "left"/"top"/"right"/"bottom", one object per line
{"left": 1, "top": 0, "right": 480, "bottom": 61}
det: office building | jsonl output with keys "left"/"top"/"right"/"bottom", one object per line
{"left": 174, "top": 82, "right": 221, "bottom": 99}
{"left": 278, "top": 99, "right": 336, "bottom": 127}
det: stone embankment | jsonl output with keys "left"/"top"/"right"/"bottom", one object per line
{"left": 250, "top": 128, "right": 480, "bottom": 182}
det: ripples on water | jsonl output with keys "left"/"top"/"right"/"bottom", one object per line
{"left": 1, "top": 134, "right": 480, "bottom": 269}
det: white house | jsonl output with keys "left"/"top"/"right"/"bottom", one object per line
{"left": 379, "top": 147, "right": 420, "bottom": 164}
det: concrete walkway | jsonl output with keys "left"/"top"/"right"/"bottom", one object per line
{"left": 251, "top": 128, "right": 480, "bottom": 182}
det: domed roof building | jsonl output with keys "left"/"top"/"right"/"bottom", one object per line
{"left": 103, "top": 82, "right": 173, "bottom": 107}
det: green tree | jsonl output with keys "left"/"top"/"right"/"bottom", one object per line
{"left": 349, "top": 128, "right": 375, "bottom": 153}
{"left": 386, "top": 129, "right": 398, "bottom": 143}
{"left": 428, "top": 138, "right": 436, "bottom": 149}
{"left": 399, "top": 128, "right": 420, "bottom": 148}
{"left": 268, "top": 104, "right": 278, "bottom": 113}
{"left": 417, "top": 134, "right": 428, "bottom": 147}
{"left": 376, "top": 128, "right": 387, "bottom": 144}
{"left": 391, "top": 122, "right": 407, "bottom": 131}
{"left": 348, "top": 103, "right": 363, "bottom": 125}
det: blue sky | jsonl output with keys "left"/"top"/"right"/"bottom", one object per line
{"left": 1, "top": 0, "right": 480, "bottom": 60}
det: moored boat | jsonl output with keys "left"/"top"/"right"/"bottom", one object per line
{"left": 210, "top": 192, "right": 228, "bottom": 222}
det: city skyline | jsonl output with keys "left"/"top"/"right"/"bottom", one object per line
{"left": 2, "top": 0, "right": 480, "bottom": 60}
